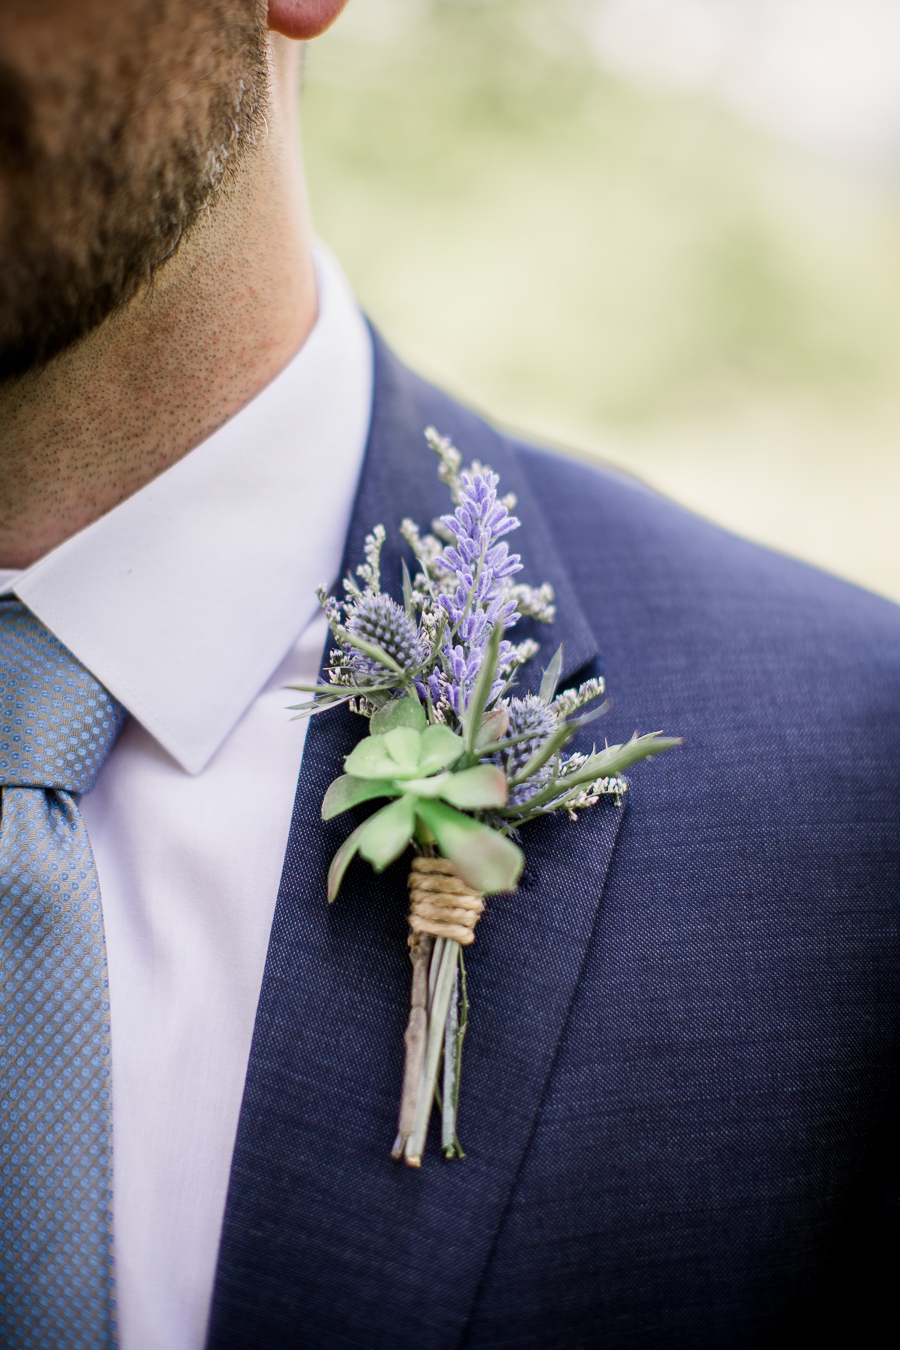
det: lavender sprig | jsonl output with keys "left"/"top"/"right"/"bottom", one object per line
{"left": 293, "top": 429, "right": 556, "bottom": 725}
{"left": 428, "top": 465, "right": 523, "bottom": 716}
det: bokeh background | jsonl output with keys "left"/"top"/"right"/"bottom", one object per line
{"left": 302, "top": 0, "right": 900, "bottom": 602}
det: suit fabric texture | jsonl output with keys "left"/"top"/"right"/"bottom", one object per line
{"left": 206, "top": 333, "right": 900, "bottom": 1349}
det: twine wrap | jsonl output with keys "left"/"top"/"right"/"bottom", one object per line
{"left": 407, "top": 856, "right": 484, "bottom": 946}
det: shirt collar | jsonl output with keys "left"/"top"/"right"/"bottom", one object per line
{"left": 5, "top": 245, "right": 373, "bottom": 774}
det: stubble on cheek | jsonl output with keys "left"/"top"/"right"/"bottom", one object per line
{"left": 0, "top": 0, "right": 268, "bottom": 379}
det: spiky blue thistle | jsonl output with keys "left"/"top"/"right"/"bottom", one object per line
{"left": 346, "top": 593, "right": 426, "bottom": 680}
{"left": 502, "top": 695, "right": 559, "bottom": 805}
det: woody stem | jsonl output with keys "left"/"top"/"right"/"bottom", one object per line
{"left": 405, "top": 937, "right": 459, "bottom": 1167}
{"left": 391, "top": 929, "right": 434, "bottom": 1160}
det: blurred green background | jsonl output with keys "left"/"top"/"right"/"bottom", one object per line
{"left": 302, "top": 0, "right": 900, "bottom": 602}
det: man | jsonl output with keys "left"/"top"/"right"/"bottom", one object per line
{"left": 0, "top": 3, "right": 897, "bottom": 1348}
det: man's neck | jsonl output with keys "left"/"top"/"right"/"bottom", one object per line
{"left": 0, "top": 37, "right": 316, "bottom": 570}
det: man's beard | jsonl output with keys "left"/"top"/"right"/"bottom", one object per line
{"left": 0, "top": 1, "right": 268, "bottom": 381}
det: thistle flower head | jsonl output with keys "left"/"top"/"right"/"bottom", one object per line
{"left": 502, "top": 694, "right": 559, "bottom": 805}
{"left": 345, "top": 593, "right": 425, "bottom": 680}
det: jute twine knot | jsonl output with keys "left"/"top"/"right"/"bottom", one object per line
{"left": 407, "top": 856, "right": 484, "bottom": 946}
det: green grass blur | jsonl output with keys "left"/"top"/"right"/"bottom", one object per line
{"left": 302, "top": 0, "right": 900, "bottom": 600}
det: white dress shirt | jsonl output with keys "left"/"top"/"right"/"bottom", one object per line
{"left": 0, "top": 246, "right": 373, "bottom": 1350}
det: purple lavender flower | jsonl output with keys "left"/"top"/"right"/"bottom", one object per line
{"left": 436, "top": 471, "right": 524, "bottom": 713}
{"left": 346, "top": 593, "right": 425, "bottom": 681}
{"left": 318, "top": 435, "right": 555, "bottom": 724}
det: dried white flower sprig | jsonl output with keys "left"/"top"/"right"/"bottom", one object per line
{"left": 289, "top": 430, "right": 679, "bottom": 1164}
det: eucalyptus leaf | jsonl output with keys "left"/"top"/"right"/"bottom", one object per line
{"left": 359, "top": 795, "right": 417, "bottom": 872}
{"left": 414, "top": 798, "right": 523, "bottom": 894}
{"left": 327, "top": 817, "right": 370, "bottom": 903}
{"left": 464, "top": 623, "right": 503, "bottom": 756}
{"left": 539, "top": 644, "right": 563, "bottom": 705}
{"left": 371, "top": 695, "right": 426, "bottom": 736}
{"left": 417, "top": 724, "right": 465, "bottom": 776}
{"left": 321, "top": 775, "right": 401, "bottom": 821}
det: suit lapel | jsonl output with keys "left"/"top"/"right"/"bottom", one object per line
{"left": 207, "top": 335, "right": 625, "bottom": 1349}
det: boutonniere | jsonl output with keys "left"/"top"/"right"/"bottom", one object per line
{"left": 291, "top": 429, "right": 678, "bottom": 1166}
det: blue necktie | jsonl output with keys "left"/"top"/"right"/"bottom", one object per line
{"left": 0, "top": 599, "right": 126, "bottom": 1348}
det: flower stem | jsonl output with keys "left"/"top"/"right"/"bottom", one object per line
{"left": 427, "top": 935, "right": 445, "bottom": 1012}
{"left": 441, "top": 963, "right": 459, "bottom": 1155}
{"left": 391, "top": 930, "right": 433, "bottom": 1160}
{"left": 454, "top": 948, "right": 469, "bottom": 1149}
{"left": 405, "top": 937, "right": 459, "bottom": 1167}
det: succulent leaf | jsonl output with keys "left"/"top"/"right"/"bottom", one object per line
{"left": 400, "top": 772, "right": 451, "bottom": 799}
{"left": 370, "top": 695, "right": 426, "bottom": 736}
{"left": 383, "top": 726, "right": 423, "bottom": 773}
{"left": 321, "top": 775, "right": 401, "bottom": 820}
{"left": 359, "top": 796, "right": 417, "bottom": 872}
{"left": 344, "top": 736, "right": 414, "bottom": 780}
{"left": 437, "top": 765, "right": 508, "bottom": 810}
{"left": 401, "top": 764, "right": 508, "bottom": 809}
{"left": 474, "top": 707, "right": 509, "bottom": 752}
{"left": 414, "top": 798, "right": 524, "bottom": 894}
{"left": 417, "top": 724, "right": 465, "bottom": 776}
{"left": 327, "top": 818, "right": 370, "bottom": 902}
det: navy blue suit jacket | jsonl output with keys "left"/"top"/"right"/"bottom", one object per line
{"left": 207, "top": 335, "right": 900, "bottom": 1348}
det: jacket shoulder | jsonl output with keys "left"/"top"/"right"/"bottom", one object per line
{"left": 511, "top": 434, "right": 900, "bottom": 657}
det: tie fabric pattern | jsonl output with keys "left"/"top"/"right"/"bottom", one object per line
{"left": 0, "top": 599, "right": 126, "bottom": 1348}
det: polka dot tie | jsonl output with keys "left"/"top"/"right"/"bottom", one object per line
{"left": 0, "top": 599, "right": 127, "bottom": 1348}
